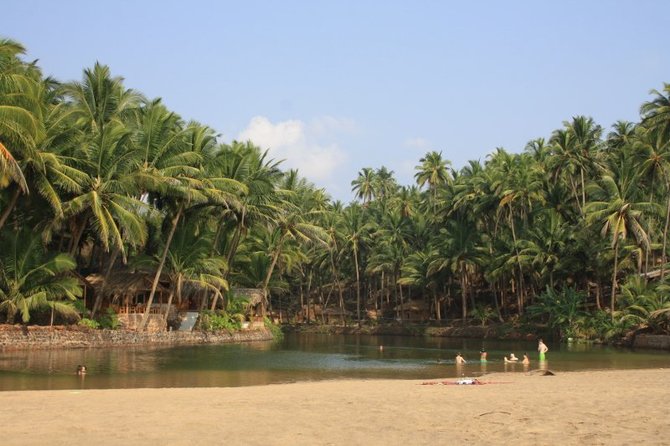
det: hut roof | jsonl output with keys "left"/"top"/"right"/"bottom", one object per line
{"left": 85, "top": 271, "right": 169, "bottom": 298}
{"left": 322, "top": 307, "right": 351, "bottom": 316}
{"left": 231, "top": 288, "right": 264, "bottom": 307}
{"left": 394, "top": 300, "right": 428, "bottom": 312}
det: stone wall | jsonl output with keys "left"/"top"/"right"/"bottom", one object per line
{"left": 633, "top": 334, "right": 670, "bottom": 350}
{"left": 0, "top": 325, "right": 274, "bottom": 350}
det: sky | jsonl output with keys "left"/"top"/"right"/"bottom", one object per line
{"left": 3, "top": 0, "right": 669, "bottom": 202}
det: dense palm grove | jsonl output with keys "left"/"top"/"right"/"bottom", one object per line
{"left": 1, "top": 39, "right": 669, "bottom": 340}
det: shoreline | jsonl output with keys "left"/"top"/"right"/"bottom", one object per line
{"left": 2, "top": 368, "right": 668, "bottom": 445}
{"left": 1, "top": 323, "right": 668, "bottom": 353}
{"left": 0, "top": 324, "right": 274, "bottom": 350}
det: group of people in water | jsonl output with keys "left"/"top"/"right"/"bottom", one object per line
{"left": 454, "top": 339, "right": 549, "bottom": 366}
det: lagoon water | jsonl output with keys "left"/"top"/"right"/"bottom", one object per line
{"left": 1, "top": 333, "right": 668, "bottom": 391}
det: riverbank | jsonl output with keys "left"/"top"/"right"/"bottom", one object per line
{"left": 1, "top": 368, "right": 667, "bottom": 445}
{"left": 0, "top": 324, "right": 274, "bottom": 350}
{"left": 285, "top": 321, "right": 543, "bottom": 340}
{"left": 287, "top": 323, "right": 670, "bottom": 350}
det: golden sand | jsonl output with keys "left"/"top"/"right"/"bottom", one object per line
{"left": 1, "top": 368, "right": 668, "bottom": 445}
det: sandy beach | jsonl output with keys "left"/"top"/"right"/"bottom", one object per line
{"left": 1, "top": 368, "right": 668, "bottom": 446}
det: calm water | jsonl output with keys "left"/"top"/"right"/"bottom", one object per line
{"left": 0, "top": 333, "right": 668, "bottom": 391}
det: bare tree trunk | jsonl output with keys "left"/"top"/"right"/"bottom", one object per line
{"left": 139, "top": 204, "right": 183, "bottom": 331}
{"left": 461, "top": 269, "right": 468, "bottom": 326}
{"left": 69, "top": 217, "right": 88, "bottom": 257}
{"left": 611, "top": 243, "right": 619, "bottom": 319}
{"left": 353, "top": 245, "right": 361, "bottom": 326}
{"left": 163, "top": 287, "right": 176, "bottom": 325}
{"left": 661, "top": 192, "right": 670, "bottom": 280}
{"left": 91, "top": 245, "right": 120, "bottom": 318}
{"left": 262, "top": 244, "right": 283, "bottom": 317}
{"left": 0, "top": 187, "right": 21, "bottom": 231}
{"left": 509, "top": 212, "right": 525, "bottom": 314}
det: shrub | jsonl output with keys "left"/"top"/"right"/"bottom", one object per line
{"left": 200, "top": 310, "right": 242, "bottom": 331}
{"left": 469, "top": 305, "right": 497, "bottom": 327}
{"left": 526, "top": 286, "right": 587, "bottom": 340}
{"left": 96, "top": 307, "right": 120, "bottom": 329}
{"left": 264, "top": 316, "right": 284, "bottom": 341}
{"left": 78, "top": 318, "right": 100, "bottom": 329}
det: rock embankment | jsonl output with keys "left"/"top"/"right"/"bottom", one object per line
{"left": 0, "top": 325, "right": 274, "bottom": 350}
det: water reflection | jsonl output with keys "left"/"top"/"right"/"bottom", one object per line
{"left": 0, "top": 333, "right": 668, "bottom": 391}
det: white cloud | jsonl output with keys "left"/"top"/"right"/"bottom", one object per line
{"left": 236, "top": 116, "right": 349, "bottom": 183}
{"left": 404, "top": 137, "right": 432, "bottom": 151}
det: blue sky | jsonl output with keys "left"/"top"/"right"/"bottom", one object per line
{"left": 4, "top": 1, "right": 669, "bottom": 202}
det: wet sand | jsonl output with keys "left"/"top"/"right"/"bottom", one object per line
{"left": 1, "top": 368, "right": 668, "bottom": 445}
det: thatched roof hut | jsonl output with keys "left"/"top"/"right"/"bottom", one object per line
{"left": 232, "top": 288, "right": 264, "bottom": 307}
{"left": 84, "top": 271, "right": 170, "bottom": 307}
{"left": 230, "top": 288, "right": 264, "bottom": 317}
{"left": 394, "top": 300, "right": 430, "bottom": 321}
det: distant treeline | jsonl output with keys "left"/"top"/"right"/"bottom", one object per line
{"left": 1, "top": 38, "right": 669, "bottom": 339}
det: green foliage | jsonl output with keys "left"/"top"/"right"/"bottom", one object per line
{"left": 78, "top": 318, "right": 100, "bottom": 329}
{"left": 4, "top": 36, "right": 670, "bottom": 343}
{"left": 199, "top": 310, "right": 243, "bottom": 332}
{"left": 469, "top": 305, "right": 496, "bottom": 327}
{"left": 96, "top": 307, "right": 120, "bottom": 329}
{"left": 0, "top": 230, "right": 82, "bottom": 324}
{"left": 527, "top": 287, "right": 588, "bottom": 340}
{"left": 617, "top": 276, "right": 670, "bottom": 334}
{"left": 264, "top": 316, "right": 284, "bottom": 341}
{"left": 225, "top": 292, "right": 250, "bottom": 315}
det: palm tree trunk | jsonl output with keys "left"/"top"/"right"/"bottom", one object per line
{"left": 569, "top": 175, "right": 583, "bottom": 215}
{"left": 262, "top": 244, "right": 283, "bottom": 317}
{"left": 0, "top": 187, "right": 21, "bottom": 231}
{"left": 139, "top": 203, "right": 183, "bottom": 331}
{"left": 580, "top": 168, "right": 586, "bottom": 211}
{"left": 353, "top": 245, "right": 361, "bottom": 326}
{"left": 611, "top": 242, "right": 619, "bottom": 319}
{"left": 398, "top": 276, "right": 404, "bottom": 323}
{"left": 509, "top": 211, "right": 525, "bottom": 314}
{"left": 91, "top": 245, "right": 120, "bottom": 318}
{"left": 460, "top": 270, "right": 468, "bottom": 326}
{"left": 69, "top": 217, "right": 87, "bottom": 256}
{"left": 661, "top": 192, "right": 670, "bottom": 280}
{"left": 223, "top": 209, "right": 246, "bottom": 276}
{"left": 163, "top": 287, "right": 176, "bottom": 324}
{"left": 330, "top": 252, "right": 345, "bottom": 325}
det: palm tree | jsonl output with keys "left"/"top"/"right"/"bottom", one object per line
{"left": 341, "top": 203, "right": 369, "bottom": 324}
{"left": 258, "top": 176, "right": 328, "bottom": 316}
{"left": 640, "top": 83, "right": 670, "bottom": 140}
{"left": 351, "top": 167, "right": 375, "bottom": 205}
{"left": 0, "top": 77, "right": 86, "bottom": 232}
{"left": 138, "top": 123, "right": 245, "bottom": 330}
{"left": 585, "top": 171, "right": 658, "bottom": 316}
{"left": 373, "top": 166, "right": 397, "bottom": 203}
{"left": 489, "top": 149, "right": 544, "bottom": 313}
{"left": 60, "top": 63, "right": 147, "bottom": 258}
{"left": 0, "top": 38, "right": 43, "bottom": 212}
{"left": 161, "top": 223, "right": 228, "bottom": 318}
{"left": 414, "top": 150, "right": 451, "bottom": 211}
{"left": 429, "top": 215, "right": 482, "bottom": 324}
{"left": 0, "top": 229, "right": 81, "bottom": 324}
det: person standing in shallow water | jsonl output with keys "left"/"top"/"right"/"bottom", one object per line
{"left": 480, "top": 349, "right": 488, "bottom": 362}
{"left": 538, "top": 339, "right": 549, "bottom": 361}
{"left": 455, "top": 352, "right": 466, "bottom": 365}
